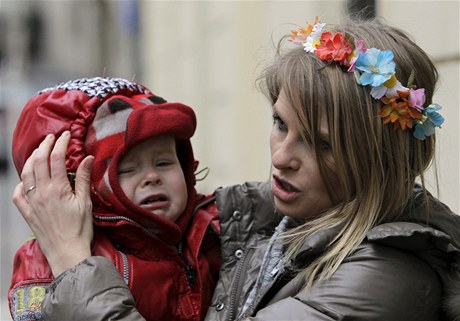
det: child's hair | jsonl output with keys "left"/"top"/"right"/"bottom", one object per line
{"left": 258, "top": 17, "right": 439, "bottom": 288}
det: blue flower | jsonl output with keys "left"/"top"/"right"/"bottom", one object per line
{"left": 355, "top": 49, "right": 396, "bottom": 87}
{"left": 413, "top": 104, "right": 445, "bottom": 140}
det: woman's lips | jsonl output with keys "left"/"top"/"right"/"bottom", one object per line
{"left": 272, "top": 175, "right": 301, "bottom": 203}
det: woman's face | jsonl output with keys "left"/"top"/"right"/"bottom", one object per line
{"left": 270, "top": 89, "right": 340, "bottom": 219}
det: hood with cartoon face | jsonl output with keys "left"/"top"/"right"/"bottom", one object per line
{"left": 12, "top": 77, "right": 198, "bottom": 244}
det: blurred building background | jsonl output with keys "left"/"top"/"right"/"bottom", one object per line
{"left": 0, "top": 0, "right": 458, "bottom": 319}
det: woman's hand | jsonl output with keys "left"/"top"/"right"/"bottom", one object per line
{"left": 12, "top": 131, "right": 94, "bottom": 277}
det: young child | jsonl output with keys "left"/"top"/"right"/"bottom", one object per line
{"left": 9, "top": 77, "right": 221, "bottom": 321}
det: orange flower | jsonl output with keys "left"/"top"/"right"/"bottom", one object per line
{"left": 379, "top": 91, "right": 422, "bottom": 130}
{"left": 290, "top": 28, "right": 309, "bottom": 44}
{"left": 289, "top": 16, "right": 319, "bottom": 45}
{"left": 314, "top": 32, "right": 353, "bottom": 64}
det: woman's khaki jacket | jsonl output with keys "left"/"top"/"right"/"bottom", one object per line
{"left": 205, "top": 181, "right": 460, "bottom": 321}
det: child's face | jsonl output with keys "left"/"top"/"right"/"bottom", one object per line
{"left": 117, "top": 135, "right": 188, "bottom": 222}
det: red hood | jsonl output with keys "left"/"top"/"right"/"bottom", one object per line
{"left": 12, "top": 77, "right": 198, "bottom": 244}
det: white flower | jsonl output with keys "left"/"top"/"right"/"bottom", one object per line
{"left": 303, "top": 22, "right": 326, "bottom": 53}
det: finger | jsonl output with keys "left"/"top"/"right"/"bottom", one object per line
{"left": 49, "top": 131, "right": 72, "bottom": 184}
{"left": 20, "top": 149, "right": 37, "bottom": 192}
{"left": 12, "top": 182, "right": 31, "bottom": 220}
{"left": 33, "top": 134, "right": 56, "bottom": 188}
{"left": 74, "top": 155, "right": 94, "bottom": 203}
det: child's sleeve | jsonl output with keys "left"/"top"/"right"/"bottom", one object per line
{"left": 8, "top": 239, "right": 53, "bottom": 321}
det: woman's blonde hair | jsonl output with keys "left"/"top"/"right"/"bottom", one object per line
{"left": 258, "top": 18, "right": 438, "bottom": 288}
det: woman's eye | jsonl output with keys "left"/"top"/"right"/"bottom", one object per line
{"left": 272, "top": 114, "right": 287, "bottom": 131}
{"left": 319, "top": 139, "right": 331, "bottom": 150}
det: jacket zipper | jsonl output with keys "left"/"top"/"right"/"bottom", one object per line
{"left": 95, "top": 215, "right": 197, "bottom": 289}
{"left": 177, "top": 242, "right": 197, "bottom": 289}
{"left": 94, "top": 215, "right": 158, "bottom": 288}
{"left": 228, "top": 248, "right": 250, "bottom": 321}
{"left": 240, "top": 269, "right": 291, "bottom": 319}
{"left": 173, "top": 197, "right": 215, "bottom": 290}
{"left": 118, "top": 250, "right": 130, "bottom": 285}
{"left": 94, "top": 215, "right": 157, "bottom": 237}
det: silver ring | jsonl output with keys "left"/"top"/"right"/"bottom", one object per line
{"left": 25, "top": 185, "right": 36, "bottom": 196}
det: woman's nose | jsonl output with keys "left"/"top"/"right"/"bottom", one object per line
{"left": 271, "top": 138, "right": 301, "bottom": 171}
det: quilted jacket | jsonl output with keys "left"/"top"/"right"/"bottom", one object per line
{"left": 206, "top": 182, "right": 460, "bottom": 321}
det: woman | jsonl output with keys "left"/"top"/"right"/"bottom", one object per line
{"left": 13, "top": 17, "right": 460, "bottom": 320}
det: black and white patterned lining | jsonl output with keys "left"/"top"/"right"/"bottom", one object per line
{"left": 38, "top": 77, "right": 150, "bottom": 99}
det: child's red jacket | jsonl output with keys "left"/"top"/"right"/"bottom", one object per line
{"left": 9, "top": 77, "right": 222, "bottom": 321}
{"left": 9, "top": 195, "right": 221, "bottom": 321}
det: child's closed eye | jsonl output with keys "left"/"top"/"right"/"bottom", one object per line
{"left": 118, "top": 167, "right": 135, "bottom": 175}
{"left": 156, "top": 159, "right": 176, "bottom": 167}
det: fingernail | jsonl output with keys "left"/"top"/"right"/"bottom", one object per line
{"left": 85, "top": 156, "right": 94, "bottom": 170}
{"left": 62, "top": 131, "right": 70, "bottom": 137}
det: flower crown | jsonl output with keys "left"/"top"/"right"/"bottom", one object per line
{"left": 289, "top": 18, "right": 444, "bottom": 140}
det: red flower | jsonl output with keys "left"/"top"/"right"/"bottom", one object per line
{"left": 314, "top": 32, "right": 353, "bottom": 65}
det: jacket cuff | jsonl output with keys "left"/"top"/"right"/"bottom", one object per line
{"left": 48, "top": 256, "right": 118, "bottom": 293}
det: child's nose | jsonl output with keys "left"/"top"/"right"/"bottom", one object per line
{"left": 142, "top": 167, "right": 161, "bottom": 186}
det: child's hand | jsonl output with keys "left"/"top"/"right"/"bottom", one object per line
{"left": 12, "top": 131, "right": 94, "bottom": 277}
